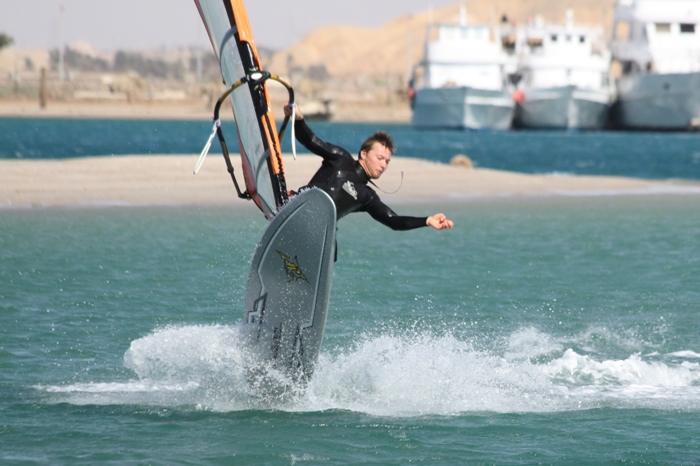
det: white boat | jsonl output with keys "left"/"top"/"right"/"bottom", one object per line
{"left": 514, "top": 11, "right": 615, "bottom": 129}
{"left": 410, "top": 14, "right": 518, "bottom": 130}
{"left": 610, "top": 0, "right": 700, "bottom": 130}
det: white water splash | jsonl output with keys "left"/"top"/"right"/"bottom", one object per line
{"left": 37, "top": 324, "right": 700, "bottom": 414}
{"left": 37, "top": 325, "right": 259, "bottom": 411}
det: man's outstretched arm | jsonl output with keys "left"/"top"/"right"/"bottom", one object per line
{"left": 367, "top": 198, "right": 454, "bottom": 231}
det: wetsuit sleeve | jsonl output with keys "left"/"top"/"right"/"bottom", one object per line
{"left": 294, "top": 119, "right": 346, "bottom": 161}
{"left": 365, "top": 197, "right": 428, "bottom": 231}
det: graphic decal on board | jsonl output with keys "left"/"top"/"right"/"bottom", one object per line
{"left": 277, "top": 251, "right": 309, "bottom": 283}
{"left": 247, "top": 294, "right": 267, "bottom": 339}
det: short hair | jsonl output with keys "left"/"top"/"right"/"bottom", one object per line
{"left": 359, "top": 131, "right": 395, "bottom": 159}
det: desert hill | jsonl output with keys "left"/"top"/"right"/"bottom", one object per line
{"left": 267, "top": 0, "right": 617, "bottom": 80}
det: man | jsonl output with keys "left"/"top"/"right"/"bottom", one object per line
{"left": 284, "top": 105, "right": 454, "bottom": 231}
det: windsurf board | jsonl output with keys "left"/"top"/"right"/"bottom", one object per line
{"left": 242, "top": 188, "right": 336, "bottom": 394}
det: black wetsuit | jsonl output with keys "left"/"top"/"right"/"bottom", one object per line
{"left": 294, "top": 118, "right": 428, "bottom": 231}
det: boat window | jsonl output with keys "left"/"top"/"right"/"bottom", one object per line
{"left": 566, "top": 35, "right": 572, "bottom": 42}
{"left": 551, "top": 34, "right": 558, "bottom": 42}
{"left": 579, "top": 35, "right": 586, "bottom": 43}
{"left": 680, "top": 23, "right": 696, "bottom": 34}
{"left": 528, "top": 37, "right": 543, "bottom": 48}
{"left": 501, "top": 34, "right": 516, "bottom": 52}
{"left": 655, "top": 23, "right": 671, "bottom": 33}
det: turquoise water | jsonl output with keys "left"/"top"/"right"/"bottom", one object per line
{"left": 2, "top": 117, "right": 700, "bottom": 180}
{"left": 2, "top": 196, "right": 700, "bottom": 464}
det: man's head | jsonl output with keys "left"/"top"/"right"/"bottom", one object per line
{"left": 358, "top": 131, "right": 395, "bottom": 179}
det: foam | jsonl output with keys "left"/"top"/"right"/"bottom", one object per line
{"left": 669, "top": 350, "right": 700, "bottom": 359}
{"left": 36, "top": 324, "right": 700, "bottom": 415}
{"left": 548, "top": 185, "right": 700, "bottom": 197}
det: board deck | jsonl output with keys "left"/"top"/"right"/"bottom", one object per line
{"left": 242, "top": 188, "right": 337, "bottom": 393}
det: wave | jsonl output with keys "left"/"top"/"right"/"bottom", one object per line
{"left": 36, "top": 324, "right": 700, "bottom": 415}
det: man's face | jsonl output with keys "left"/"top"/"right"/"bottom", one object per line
{"left": 360, "top": 142, "right": 391, "bottom": 179}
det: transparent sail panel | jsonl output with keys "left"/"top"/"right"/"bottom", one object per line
{"left": 196, "top": 0, "right": 277, "bottom": 216}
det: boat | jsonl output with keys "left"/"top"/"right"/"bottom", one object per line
{"left": 513, "top": 11, "right": 615, "bottom": 130}
{"left": 300, "top": 99, "right": 334, "bottom": 121}
{"left": 609, "top": 0, "right": 700, "bottom": 130}
{"left": 409, "top": 10, "right": 518, "bottom": 130}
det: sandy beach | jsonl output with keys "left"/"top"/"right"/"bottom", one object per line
{"left": 0, "top": 100, "right": 215, "bottom": 121}
{"left": 2, "top": 154, "right": 699, "bottom": 209}
{"left": 0, "top": 99, "right": 410, "bottom": 123}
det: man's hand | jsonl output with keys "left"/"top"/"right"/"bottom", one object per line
{"left": 426, "top": 213, "right": 454, "bottom": 230}
{"left": 283, "top": 104, "right": 304, "bottom": 120}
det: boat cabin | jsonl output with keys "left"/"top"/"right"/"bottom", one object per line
{"left": 610, "top": 0, "right": 700, "bottom": 75}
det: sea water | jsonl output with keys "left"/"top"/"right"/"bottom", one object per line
{"left": 1, "top": 118, "right": 700, "bottom": 464}
{"left": 2, "top": 117, "right": 700, "bottom": 180}
{"left": 3, "top": 198, "right": 700, "bottom": 464}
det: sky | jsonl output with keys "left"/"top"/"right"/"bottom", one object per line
{"left": 0, "top": 0, "right": 460, "bottom": 51}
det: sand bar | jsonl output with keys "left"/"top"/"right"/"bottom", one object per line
{"left": 1, "top": 154, "right": 699, "bottom": 209}
{"left": 0, "top": 100, "right": 408, "bottom": 123}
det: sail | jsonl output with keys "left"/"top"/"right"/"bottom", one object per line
{"left": 195, "top": 0, "right": 287, "bottom": 218}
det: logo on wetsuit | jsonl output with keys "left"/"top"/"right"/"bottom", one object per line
{"left": 342, "top": 181, "right": 358, "bottom": 200}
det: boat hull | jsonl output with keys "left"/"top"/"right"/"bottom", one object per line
{"left": 612, "top": 72, "right": 700, "bottom": 130}
{"left": 411, "top": 87, "right": 515, "bottom": 130}
{"left": 515, "top": 85, "right": 612, "bottom": 130}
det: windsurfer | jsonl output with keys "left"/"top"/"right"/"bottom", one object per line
{"left": 284, "top": 105, "right": 454, "bottom": 231}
